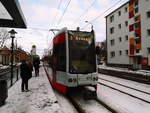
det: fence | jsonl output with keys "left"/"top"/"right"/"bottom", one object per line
{"left": 0, "top": 65, "right": 20, "bottom": 88}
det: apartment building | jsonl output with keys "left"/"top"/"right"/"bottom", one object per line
{"left": 106, "top": 0, "right": 150, "bottom": 70}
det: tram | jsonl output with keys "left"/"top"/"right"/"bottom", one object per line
{"left": 44, "top": 27, "right": 98, "bottom": 94}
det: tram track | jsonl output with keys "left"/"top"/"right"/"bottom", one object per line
{"left": 95, "top": 98, "right": 118, "bottom": 113}
{"left": 67, "top": 95, "right": 87, "bottom": 113}
{"left": 98, "top": 81, "right": 150, "bottom": 104}
{"left": 67, "top": 94, "right": 118, "bottom": 113}
{"left": 98, "top": 77, "right": 150, "bottom": 95}
{"left": 66, "top": 87, "right": 119, "bottom": 113}
{"left": 51, "top": 79, "right": 119, "bottom": 113}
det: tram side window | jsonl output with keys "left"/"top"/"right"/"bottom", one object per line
{"left": 57, "top": 44, "right": 66, "bottom": 71}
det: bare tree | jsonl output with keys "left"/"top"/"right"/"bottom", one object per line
{"left": 0, "top": 28, "right": 9, "bottom": 48}
{"left": 96, "top": 40, "right": 107, "bottom": 63}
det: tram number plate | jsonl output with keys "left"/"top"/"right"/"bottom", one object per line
{"left": 79, "top": 77, "right": 91, "bottom": 81}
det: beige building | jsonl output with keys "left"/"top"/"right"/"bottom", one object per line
{"left": 0, "top": 47, "right": 32, "bottom": 65}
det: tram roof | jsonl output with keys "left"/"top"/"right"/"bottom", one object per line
{"left": 0, "top": 0, "right": 27, "bottom": 28}
{"left": 54, "top": 27, "right": 93, "bottom": 38}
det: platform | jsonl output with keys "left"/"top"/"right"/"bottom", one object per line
{"left": 0, "top": 67, "right": 62, "bottom": 113}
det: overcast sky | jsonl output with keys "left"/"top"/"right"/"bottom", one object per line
{"left": 11, "top": 0, "right": 128, "bottom": 57}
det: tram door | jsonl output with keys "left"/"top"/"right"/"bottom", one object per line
{"left": 53, "top": 33, "right": 66, "bottom": 77}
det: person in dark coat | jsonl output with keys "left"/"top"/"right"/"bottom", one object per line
{"left": 28, "top": 61, "right": 33, "bottom": 78}
{"left": 20, "top": 60, "right": 31, "bottom": 92}
{"left": 33, "top": 58, "right": 40, "bottom": 77}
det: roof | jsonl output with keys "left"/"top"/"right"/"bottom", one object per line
{"left": 105, "top": 1, "right": 129, "bottom": 18}
{"left": 0, "top": 0, "right": 27, "bottom": 28}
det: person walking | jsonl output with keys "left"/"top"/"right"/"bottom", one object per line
{"left": 20, "top": 60, "right": 31, "bottom": 92}
{"left": 33, "top": 58, "right": 40, "bottom": 77}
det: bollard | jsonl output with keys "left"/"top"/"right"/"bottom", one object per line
{"left": 0, "top": 79, "right": 8, "bottom": 106}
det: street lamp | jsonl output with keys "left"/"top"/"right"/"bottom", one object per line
{"left": 85, "top": 21, "right": 93, "bottom": 31}
{"left": 9, "top": 29, "right": 17, "bottom": 86}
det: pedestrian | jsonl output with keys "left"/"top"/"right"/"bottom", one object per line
{"left": 20, "top": 60, "right": 31, "bottom": 92}
{"left": 33, "top": 57, "right": 40, "bottom": 77}
{"left": 27, "top": 60, "right": 33, "bottom": 78}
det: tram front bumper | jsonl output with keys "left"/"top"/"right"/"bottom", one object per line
{"left": 65, "top": 73, "right": 98, "bottom": 87}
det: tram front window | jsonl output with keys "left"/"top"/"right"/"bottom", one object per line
{"left": 68, "top": 31, "right": 96, "bottom": 74}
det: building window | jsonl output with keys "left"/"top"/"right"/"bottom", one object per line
{"left": 118, "top": 11, "right": 121, "bottom": 16}
{"left": 110, "top": 39, "right": 115, "bottom": 46}
{"left": 136, "top": 49, "right": 140, "bottom": 53}
{"left": 125, "top": 21, "right": 128, "bottom": 27}
{"left": 119, "top": 37, "right": 122, "bottom": 42}
{"left": 147, "top": 48, "right": 150, "bottom": 54}
{"left": 119, "top": 50, "right": 122, "bottom": 55}
{"left": 118, "top": 24, "right": 121, "bottom": 29}
{"left": 110, "top": 51, "right": 115, "bottom": 58}
{"left": 135, "top": 39, "right": 140, "bottom": 44}
{"left": 110, "top": 15, "right": 114, "bottom": 23}
{"left": 134, "top": 7, "right": 138, "bottom": 14}
{"left": 110, "top": 27, "right": 114, "bottom": 34}
{"left": 129, "top": 10, "right": 134, "bottom": 18}
{"left": 125, "top": 7, "right": 128, "bottom": 13}
{"left": 125, "top": 35, "right": 128, "bottom": 41}
{"left": 147, "top": 11, "right": 150, "bottom": 18}
{"left": 134, "top": 22, "right": 140, "bottom": 30}
{"left": 147, "top": 29, "right": 150, "bottom": 36}
{"left": 129, "top": 24, "right": 134, "bottom": 31}
{"left": 135, "top": 15, "right": 140, "bottom": 22}
{"left": 135, "top": 32, "right": 139, "bottom": 37}
{"left": 125, "top": 50, "right": 128, "bottom": 55}
{"left": 135, "top": 0, "right": 138, "bottom": 6}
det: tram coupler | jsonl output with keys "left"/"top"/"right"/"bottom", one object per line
{"left": 83, "top": 86, "right": 97, "bottom": 100}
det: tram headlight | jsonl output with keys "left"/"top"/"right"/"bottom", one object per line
{"left": 73, "top": 78, "right": 77, "bottom": 82}
{"left": 95, "top": 77, "right": 98, "bottom": 81}
{"left": 93, "top": 77, "right": 98, "bottom": 81}
{"left": 93, "top": 77, "right": 96, "bottom": 81}
{"left": 68, "top": 78, "right": 73, "bottom": 82}
{"left": 68, "top": 78, "right": 77, "bottom": 82}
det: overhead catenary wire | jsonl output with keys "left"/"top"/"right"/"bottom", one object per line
{"left": 45, "top": 0, "right": 63, "bottom": 47}
{"left": 73, "top": 0, "right": 97, "bottom": 24}
{"left": 91, "top": 0, "right": 122, "bottom": 22}
{"left": 81, "top": 0, "right": 122, "bottom": 30}
{"left": 56, "top": 0, "right": 72, "bottom": 26}
{"left": 51, "top": 0, "right": 63, "bottom": 28}
{"left": 28, "top": 27, "right": 59, "bottom": 46}
{"left": 28, "top": 27, "right": 49, "bottom": 31}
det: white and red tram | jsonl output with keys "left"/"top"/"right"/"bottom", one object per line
{"left": 44, "top": 28, "right": 98, "bottom": 94}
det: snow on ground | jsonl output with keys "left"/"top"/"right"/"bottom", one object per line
{"left": 54, "top": 91, "right": 78, "bottom": 113}
{"left": 97, "top": 80, "right": 150, "bottom": 113}
{"left": 99, "top": 74, "right": 150, "bottom": 93}
{"left": 1, "top": 64, "right": 150, "bottom": 113}
{"left": 0, "top": 67, "right": 62, "bottom": 113}
{"left": 99, "top": 78, "right": 150, "bottom": 102}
